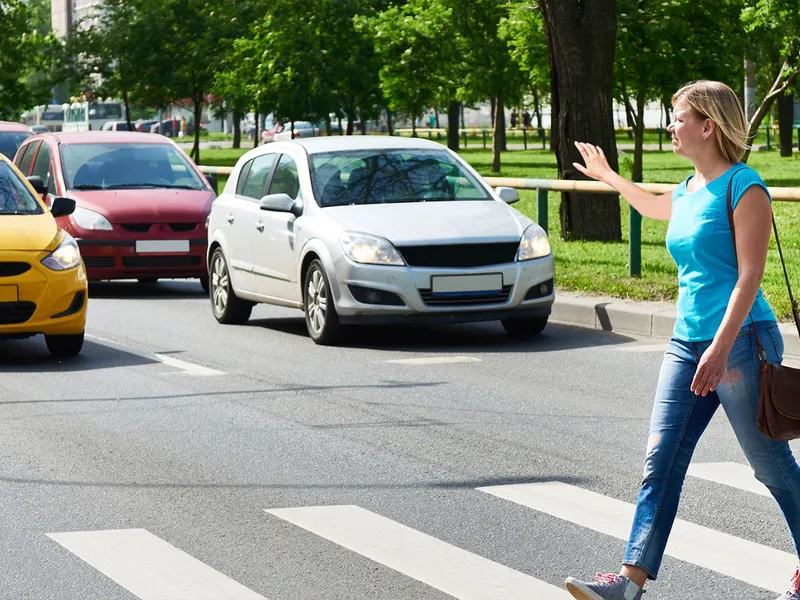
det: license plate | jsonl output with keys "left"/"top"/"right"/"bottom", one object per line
{"left": 135, "top": 240, "right": 190, "bottom": 254}
{"left": 431, "top": 274, "right": 503, "bottom": 295}
{"left": 0, "top": 285, "right": 18, "bottom": 303}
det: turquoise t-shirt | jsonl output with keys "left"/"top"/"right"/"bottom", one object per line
{"left": 665, "top": 163, "right": 776, "bottom": 342}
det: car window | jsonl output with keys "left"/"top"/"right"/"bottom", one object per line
{"left": 309, "top": 149, "right": 490, "bottom": 207}
{"left": 60, "top": 143, "right": 207, "bottom": 190}
{"left": 268, "top": 154, "right": 300, "bottom": 199}
{"left": 0, "top": 131, "right": 32, "bottom": 160}
{"left": 18, "top": 141, "right": 39, "bottom": 175}
{"left": 0, "top": 161, "right": 44, "bottom": 215}
{"left": 236, "top": 159, "right": 253, "bottom": 196}
{"left": 31, "top": 143, "right": 56, "bottom": 194}
{"left": 240, "top": 153, "right": 276, "bottom": 200}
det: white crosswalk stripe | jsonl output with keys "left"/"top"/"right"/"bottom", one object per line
{"left": 47, "top": 528, "right": 266, "bottom": 600}
{"left": 266, "top": 504, "right": 571, "bottom": 599}
{"left": 477, "top": 481, "right": 795, "bottom": 593}
{"left": 688, "top": 461, "right": 771, "bottom": 497}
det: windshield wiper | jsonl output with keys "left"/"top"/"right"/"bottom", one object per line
{"left": 104, "top": 183, "right": 202, "bottom": 190}
{"left": 71, "top": 183, "right": 106, "bottom": 190}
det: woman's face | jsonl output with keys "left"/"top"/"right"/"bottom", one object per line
{"left": 666, "top": 99, "right": 711, "bottom": 158}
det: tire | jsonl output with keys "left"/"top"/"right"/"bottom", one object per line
{"left": 137, "top": 278, "right": 158, "bottom": 285}
{"left": 210, "top": 248, "right": 253, "bottom": 324}
{"left": 45, "top": 332, "right": 84, "bottom": 358}
{"left": 303, "top": 260, "right": 343, "bottom": 345}
{"left": 501, "top": 316, "right": 548, "bottom": 338}
{"left": 200, "top": 276, "right": 210, "bottom": 294}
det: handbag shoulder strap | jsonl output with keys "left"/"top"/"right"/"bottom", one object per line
{"left": 726, "top": 166, "right": 800, "bottom": 342}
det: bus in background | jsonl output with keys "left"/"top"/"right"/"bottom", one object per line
{"left": 61, "top": 100, "right": 124, "bottom": 132}
{"left": 21, "top": 104, "right": 66, "bottom": 132}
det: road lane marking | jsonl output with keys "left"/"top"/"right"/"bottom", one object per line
{"left": 478, "top": 481, "right": 794, "bottom": 593}
{"left": 266, "top": 504, "right": 569, "bottom": 599}
{"left": 87, "top": 335, "right": 225, "bottom": 376}
{"left": 47, "top": 528, "right": 265, "bottom": 599}
{"left": 688, "top": 462, "right": 770, "bottom": 497}
{"left": 384, "top": 356, "right": 482, "bottom": 365}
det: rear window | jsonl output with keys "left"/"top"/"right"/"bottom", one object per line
{"left": 61, "top": 143, "right": 207, "bottom": 191}
{"left": 0, "top": 131, "right": 31, "bottom": 160}
{"left": 0, "top": 162, "right": 44, "bottom": 215}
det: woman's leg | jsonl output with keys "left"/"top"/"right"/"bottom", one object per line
{"left": 621, "top": 338, "right": 720, "bottom": 582}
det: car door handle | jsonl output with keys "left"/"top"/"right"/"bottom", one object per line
{"left": 226, "top": 213, "right": 234, "bottom": 224}
{"left": 255, "top": 221, "right": 264, "bottom": 232}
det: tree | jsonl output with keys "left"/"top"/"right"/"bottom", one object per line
{"left": 742, "top": 0, "right": 800, "bottom": 161}
{"left": 539, "top": 0, "right": 621, "bottom": 242}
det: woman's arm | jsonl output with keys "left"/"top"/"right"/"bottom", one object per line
{"left": 573, "top": 142, "right": 672, "bottom": 221}
{"left": 690, "top": 185, "right": 772, "bottom": 396}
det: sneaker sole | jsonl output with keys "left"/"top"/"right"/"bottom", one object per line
{"left": 564, "top": 578, "right": 604, "bottom": 600}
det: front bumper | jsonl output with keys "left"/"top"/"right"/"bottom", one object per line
{"left": 0, "top": 250, "right": 88, "bottom": 337}
{"left": 76, "top": 238, "right": 208, "bottom": 281}
{"left": 330, "top": 253, "right": 555, "bottom": 324}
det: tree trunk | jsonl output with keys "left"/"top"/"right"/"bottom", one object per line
{"left": 253, "top": 112, "right": 259, "bottom": 148}
{"left": 192, "top": 95, "right": 202, "bottom": 164}
{"left": 122, "top": 90, "right": 132, "bottom": 131}
{"left": 633, "top": 91, "right": 645, "bottom": 182}
{"left": 539, "top": 0, "right": 621, "bottom": 241}
{"left": 447, "top": 100, "right": 460, "bottom": 151}
{"left": 346, "top": 111, "right": 355, "bottom": 135}
{"left": 533, "top": 90, "right": 543, "bottom": 129}
{"left": 338, "top": 116, "right": 343, "bottom": 135}
{"left": 232, "top": 110, "right": 241, "bottom": 149}
{"left": 743, "top": 61, "right": 799, "bottom": 163}
{"left": 325, "top": 114, "right": 332, "bottom": 136}
{"left": 490, "top": 96, "right": 496, "bottom": 127}
{"left": 386, "top": 110, "right": 393, "bottom": 136}
{"left": 358, "top": 114, "right": 367, "bottom": 135}
{"left": 491, "top": 92, "right": 504, "bottom": 172}
{"left": 434, "top": 108, "right": 440, "bottom": 129}
{"left": 779, "top": 90, "right": 794, "bottom": 157}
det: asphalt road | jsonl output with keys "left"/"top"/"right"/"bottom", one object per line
{"left": 1, "top": 279, "right": 797, "bottom": 600}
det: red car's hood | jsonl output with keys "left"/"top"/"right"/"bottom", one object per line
{"left": 67, "top": 189, "right": 214, "bottom": 223}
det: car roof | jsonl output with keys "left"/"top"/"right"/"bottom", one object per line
{"left": 0, "top": 121, "right": 32, "bottom": 132}
{"left": 292, "top": 135, "right": 449, "bottom": 155}
{"left": 43, "top": 131, "right": 175, "bottom": 145}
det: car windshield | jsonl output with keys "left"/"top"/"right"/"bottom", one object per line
{"left": 61, "top": 143, "right": 208, "bottom": 191}
{"left": 0, "top": 162, "right": 43, "bottom": 215}
{"left": 310, "top": 149, "right": 491, "bottom": 207}
{"left": 0, "top": 131, "right": 31, "bottom": 159}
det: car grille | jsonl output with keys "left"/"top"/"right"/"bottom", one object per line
{"left": 419, "top": 285, "right": 513, "bottom": 306}
{"left": 0, "top": 301, "right": 36, "bottom": 324}
{"left": 169, "top": 223, "right": 197, "bottom": 232}
{"left": 119, "top": 223, "right": 198, "bottom": 233}
{"left": 83, "top": 257, "right": 116, "bottom": 268}
{"left": 122, "top": 256, "right": 201, "bottom": 269}
{"left": 0, "top": 262, "right": 31, "bottom": 277}
{"left": 397, "top": 242, "right": 519, "bottom": 268}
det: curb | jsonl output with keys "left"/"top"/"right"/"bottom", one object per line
{"left": 551, "top": 291, "right": 800, "bottom": 358}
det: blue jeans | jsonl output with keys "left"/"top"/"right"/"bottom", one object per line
{"left": 623, "top": 320, "right": 800, "bottom": 579}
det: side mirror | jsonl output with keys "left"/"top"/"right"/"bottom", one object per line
{"left": 495, "top": 186, "right": 520, "bottom": 204}
{"left": 27, "top": 175, "right": 47, "bottom": 196}
{"left": 206, "top": 173, "right": 218, "bottom": 194}
{"left": 50, "top": 197, "right": 76, "bottom": 218}
{"left": 260, "top": 193, "right": 302, "bottom": 217}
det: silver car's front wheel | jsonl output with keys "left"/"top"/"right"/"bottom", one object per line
{"left": 304, "top": 260, "right": 342, "bottom": 345}
{"left": 210, "top": 248, "right": 253, "bottom": 325}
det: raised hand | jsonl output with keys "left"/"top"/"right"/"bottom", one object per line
{"left": 573, "top": 141, "right": 615, "bottom": 183}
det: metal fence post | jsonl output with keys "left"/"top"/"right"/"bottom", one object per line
{"left": 537, "top": 189, "right": 548, "bottom": 233}
{"left": 630, "top": 207, "right": 642, "bottom": 277}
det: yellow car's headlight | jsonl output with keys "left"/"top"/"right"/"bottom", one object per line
{"left": 41, "top": 234, "right": 82, "bottom": 271}
{"left": 516, "top": 224, "right": 551, "bottom": 261}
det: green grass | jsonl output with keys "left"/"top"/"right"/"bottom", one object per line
{"left": 199, "top": 145, "right": 800, "bottom": 321}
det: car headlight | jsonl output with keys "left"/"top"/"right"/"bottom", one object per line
{"left": 339, "top": 232, "right": 405, "bottom": 266}
{"left": 72, "top": 206, "right": 113, "bottom": 231}
{"left": 517, "top": 224, "right": 551, "bottom": 261}
{"left": 41, "top": 234, "right": 82, "bottom": 271}
{"left": 205, "top": 211, "right": 211, "bottom": 229}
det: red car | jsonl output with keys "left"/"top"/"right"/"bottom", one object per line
{"left": 0, "top": 121, "right": 32, "bottom": 159}
{"left": 13, "top": 131, "right": 216, "bottom": 290}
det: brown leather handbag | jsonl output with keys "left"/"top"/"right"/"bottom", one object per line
{"left": 727, "top": 171, "right": 800, "bottom": 441}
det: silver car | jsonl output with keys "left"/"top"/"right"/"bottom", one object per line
{"left": 207, "top": 136, "right": 554, "bottom": 344}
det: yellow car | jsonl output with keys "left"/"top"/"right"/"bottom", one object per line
{"left": 0, "top": 154, "right": 87, "bottom": 357}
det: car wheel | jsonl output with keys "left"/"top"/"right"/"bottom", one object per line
{"left": 200, "top": 276, "right": 209, "bottom": 294}
{"left": 304, "top": 260, "right": 343, "bottom": 345}
{"left": 138, "top": 278, "right": 158, "bottom": 285}
{"left": 45, "top": 332, "right": 84, "bottom": 358}
{"left": 501, "top": 316, "right": 548, "bottom": 338}
{"left": 210, "top": 248, "right": 253, "bottom": 324}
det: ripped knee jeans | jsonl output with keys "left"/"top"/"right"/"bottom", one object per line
{"left": 623, "top": 320, "right": 800, "bottom": 579}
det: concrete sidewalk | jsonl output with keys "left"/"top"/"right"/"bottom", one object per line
{"left": 552, "top": 290, "right": 800, "bottom": 358}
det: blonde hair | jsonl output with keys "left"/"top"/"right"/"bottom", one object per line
{"left": 672, "top": 80, "right": 749, "bottom": 163}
